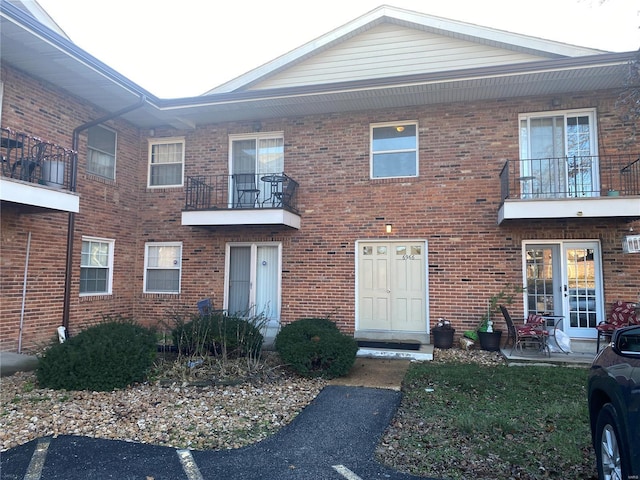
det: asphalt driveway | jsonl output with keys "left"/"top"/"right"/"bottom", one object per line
{"left": 1, "top": 385, "right": 437, "bottom": 479}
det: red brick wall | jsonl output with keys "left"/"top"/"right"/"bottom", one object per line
{"left": 2, "top": 62, "right": 638, "bottom": 351}
{"left": 1, "top": 66, "right": 140, "bottom": 351}
{"left": 132, "top": 93, "right": 640, "bottom": 337}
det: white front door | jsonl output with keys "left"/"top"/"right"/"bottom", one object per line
{"left": 357, "top": 241, "right": 427, "bottom": 333}
{"left": 524, "top": 241, "right": 603, "bottom": 339}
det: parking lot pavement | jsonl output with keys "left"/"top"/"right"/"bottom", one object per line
{"left": 1, "top": 385, "right": 438, "bottom": 480}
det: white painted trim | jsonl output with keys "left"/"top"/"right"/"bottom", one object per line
{"left": 369, "top": 121, "right": 419, "bottom": 179}
{"left": 207, "top": 5, "right": 604, "bottom": 94}
{"left": 79, "top": 236, "right": 115, "bottom": 297}
{"left": 147, "top": 137, "right": 185, "bottom": 188}
{"left": 520, "top": 239, "right": 603, "bottom": 340}
{"left": 181, "top": 209, "right": 301, "bottom": 229}
{"left": 354, "top": 239, "right": 429, "bottom": 336}
{"left": 0, "top": 178, "right": 79, "bottom": 212}
{"left": 222, "top": 242, "right": 283, "bottom": 338}
{"left": 499, "top": 197, "right": 640, "bottom": 224}
{"left": 143, "top": 241, "right": 183, "bottom": 294}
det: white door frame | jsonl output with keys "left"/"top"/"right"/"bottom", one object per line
{"left": 355, "top": 239, "right": 430, "bottom": 334}
{"left": 522, "top": 239, "right": 603, "bottom": 339}
{"left": 223, "top": 241, "right": 282, "bottom": 327}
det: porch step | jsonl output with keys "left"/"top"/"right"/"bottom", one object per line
{"left": 357, "top": 340, "right": 421, "bottom": 351}
{"left": 357, "top": 343, "right": 433, "bottom": 361}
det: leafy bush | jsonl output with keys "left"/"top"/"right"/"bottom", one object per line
{"left": 274, "top": 318, "right": 358, "bottom": 379}
{"left": 36, "top": 316, "right": 157, "bottom": 391}
{"left": 172, "top": 313, "right": 263, "bottom": 359}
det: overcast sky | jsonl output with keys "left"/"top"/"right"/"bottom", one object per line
{"left": 35, "top": 0, "right": 640, "bottom": 98}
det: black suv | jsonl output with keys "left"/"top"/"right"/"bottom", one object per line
{"left": 588, "top": 325, "right": 640, "bottom": 480}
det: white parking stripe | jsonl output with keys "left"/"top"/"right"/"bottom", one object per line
{"left": 23, "top": 437, "right": 51, "bottom": 480}
{"left": 332, "top": 464, "right": 363, "bottom": 480}
{"left": 176, "top": 449, "right": 204, "bottom": 480}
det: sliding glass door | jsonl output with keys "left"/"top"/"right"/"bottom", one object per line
{"left": 225, "top": 243, "right": 281, "bottom": 324}
{"left": 230, "top": 134, "right": 284, "bottom": 206}
{"left": 519, "top": 110, "right": 598, "bottom": 198}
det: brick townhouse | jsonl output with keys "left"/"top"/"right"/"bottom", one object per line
{"left": 1, "top": 2, "right": 638, "bottom": 354}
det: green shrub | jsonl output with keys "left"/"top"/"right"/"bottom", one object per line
{"left": 172, "top": 313, "right": 263, "bottom": 359}
{"left": 274, "top": 318, "right": 358, "bottom": 379}
{"left": 36, "top": 316, "right": 157, "bottom": 391}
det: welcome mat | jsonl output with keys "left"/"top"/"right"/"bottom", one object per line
{"left": 357, "top": 340, "right": 421, "bottom": 351}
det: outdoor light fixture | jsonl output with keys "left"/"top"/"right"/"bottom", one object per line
{"left": 386, "top": 224, "right": 393, "bottom": 233}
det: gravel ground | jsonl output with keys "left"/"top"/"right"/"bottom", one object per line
{"left": 0, "top": 353, "right": 327, "bottom": 452}
{"left": 0, "top": 348, "right": 502, "bottom": 456}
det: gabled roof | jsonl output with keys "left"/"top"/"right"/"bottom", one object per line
{"left": 206, "top": 5, "right": 606, "bottom": 94}
{"left": 1, "top": 1, "right": 634, "bottom": 130}
{"left": 6, "top": 0, "right": 69, "bottom": 39}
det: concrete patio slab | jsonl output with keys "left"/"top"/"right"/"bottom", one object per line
{"left": 0, "top": 352, "right": 38, "bottom": 377}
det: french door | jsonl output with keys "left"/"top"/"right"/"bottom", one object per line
{"left": 357, "top": 241, "right": 427, "bottom": 333}
{"left": 524, "top": 241, "right": 603, "bottom": 339}
{"left": 519, "top": 110, "right": 598, "bottom": 198}
{"left": 225, "top": 243, "right": 281, "bottom": 326}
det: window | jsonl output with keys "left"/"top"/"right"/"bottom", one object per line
{"left": 144, "top": 242, "right": 182, "bottom": 293}
{"left": 519, "top": 109, "right": 598, "bottom": 198}
{"left": 230, "top": 133, "right": 283, "bottom": 204}
{"left": 370, "top": 122, "right": 418, "bottom": 179}
{"left": 148, "top": 138, "right": 184, "bottom": 187}
{"left": 80, "top": 237, "right": 114, "bottom": 295}
{"left": 87, "top": 125, "right": 116, "bottom": 179}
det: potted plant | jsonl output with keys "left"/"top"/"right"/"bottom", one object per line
{"left": 476, "top": 284, "right": 522, "bottom": 351}
{"left": 432, "top": 318, "right": 455, "bottom": 349}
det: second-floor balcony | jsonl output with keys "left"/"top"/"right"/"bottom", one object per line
{"left": 498, "top": 154, "right": 640, "bottom": 224}
{"left": 181, "top": 173, "right": 301, "bottom": 229}
{"left": 1, "top": 127, "right": 79, "bottom": 213}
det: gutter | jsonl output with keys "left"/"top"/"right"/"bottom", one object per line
{"left": 61, "top": 95, "right": 147, "bottom": 334}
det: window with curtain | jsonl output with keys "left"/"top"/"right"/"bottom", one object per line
{"left": 144, "top": 242, "right": 182, "bottom": 293}
{"left": 230, "top": 134, "right": 284, "bottom": 204}
{"left": 148, "top": 138, "right": 184, "bottom": 187}
{"left": 370, "top": 122, "right": 418, "bottom": 178}
{"left": 80, "top": 237, "right": 114, "bottom": 295}
{"left": 87, "top": 125, "right": 116, "bottom": 179}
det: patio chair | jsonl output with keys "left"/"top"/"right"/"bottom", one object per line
{"left": 596, "top": 300, "right": 638, "bottom": 351}
{"left": 234, "top": 173, "right": 260, "bottom": 208}
{"left": 273, "top": 174, "right": 298, "bottom": 208}
{"left": 500, "top": 305, "right": 549, "bottom": 356}
{"left": 11, "top": 140, "right": 48, "bottom": 182}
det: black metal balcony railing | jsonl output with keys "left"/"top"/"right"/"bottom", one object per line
{"left": 1, "top": 127, "right": 76, "bottom": 190}
{"left": 500, "top": 154, "right": 640, "bottom": 202}
{"left": 185, "top": 173, "right": 299, "bottom": 213}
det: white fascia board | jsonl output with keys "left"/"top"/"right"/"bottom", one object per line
{"left": 499, "top": 197, "right": 640, "bottom": 224}
{"left": 0, "top": 179, "right": 80, "bottom": 213}
{"left": 182, "top": 209, "right": 301, "bottom": 229}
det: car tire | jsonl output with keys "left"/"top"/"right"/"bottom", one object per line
{"left": 595, "top": 403, "right": 628, "bottom": 480}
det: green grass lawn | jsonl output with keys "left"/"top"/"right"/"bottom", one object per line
{"left": 378, "top": 362, "right": 595, "bottom": 480}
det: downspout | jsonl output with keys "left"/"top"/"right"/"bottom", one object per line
{"left": 62, "top": 95, "right": 147, "bottom": 333}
